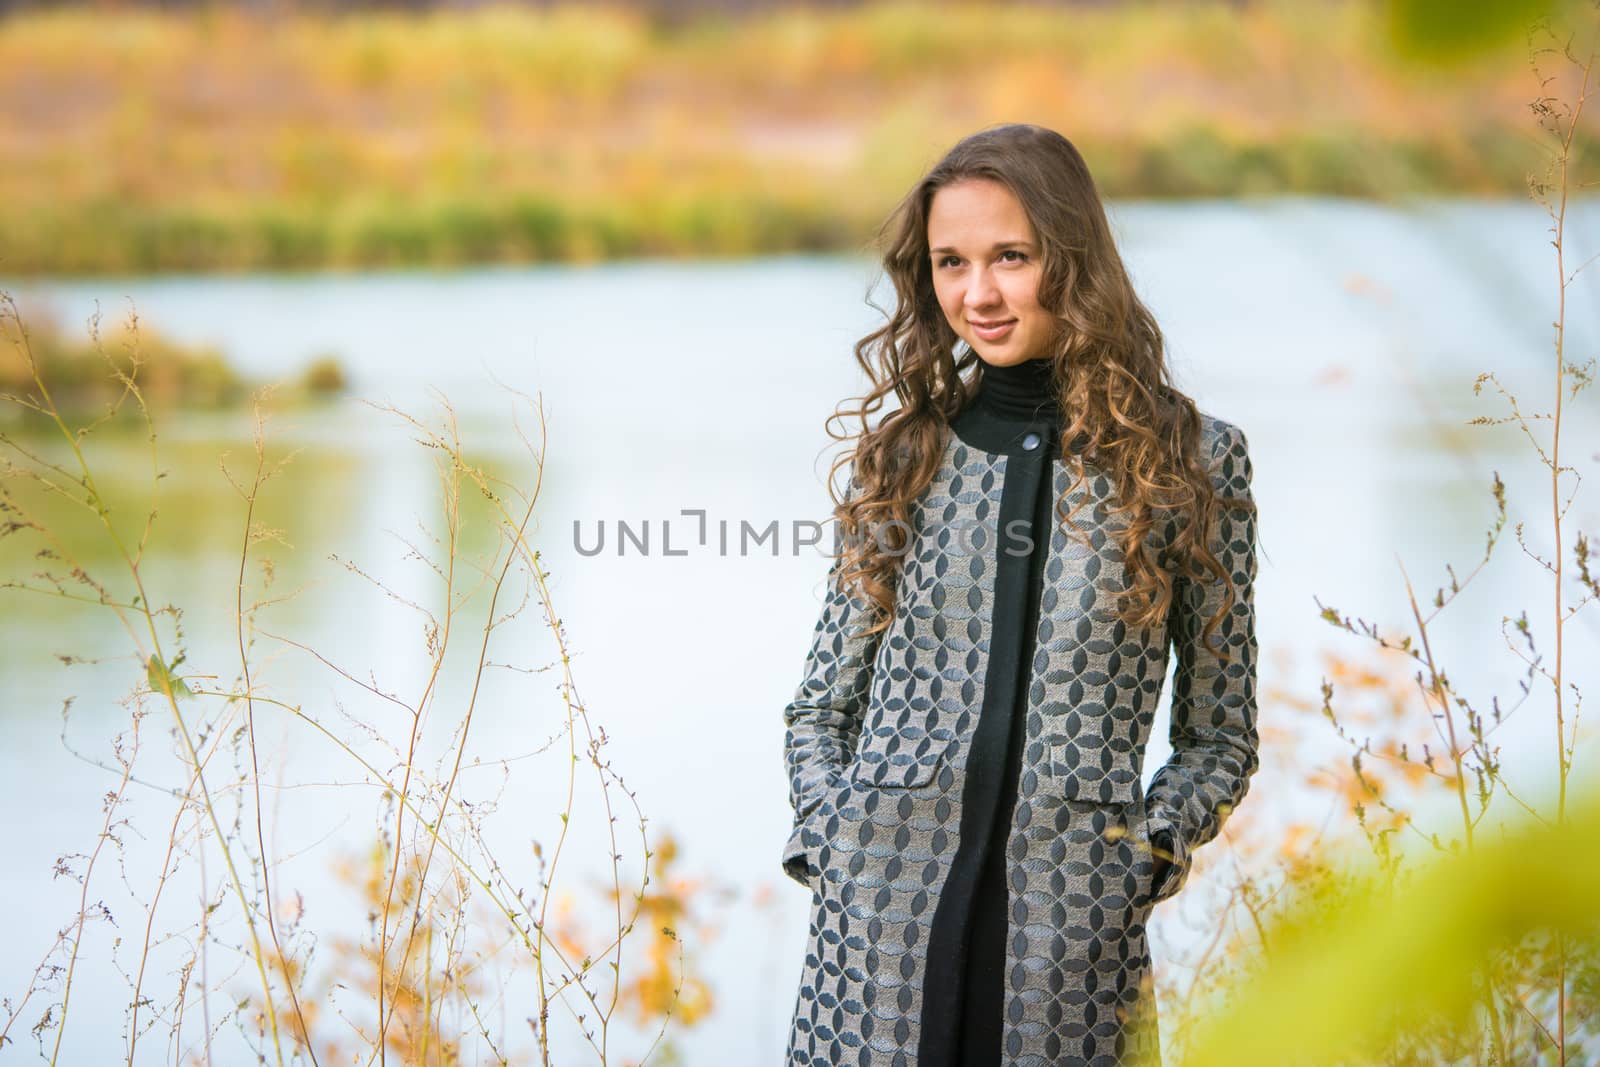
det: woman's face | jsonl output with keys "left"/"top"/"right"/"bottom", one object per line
{"left": 926, "top": 177, "right": 1057, "bottom": 367}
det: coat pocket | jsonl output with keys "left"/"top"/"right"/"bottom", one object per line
{"left": 1046, "top": 739, "right": 1142, "bottom": 806}
{"left": 850, "top": 721, "right": 941, "bottom": 789}
{"left": 781, "top": 776, "right": 855, "bottom": 890}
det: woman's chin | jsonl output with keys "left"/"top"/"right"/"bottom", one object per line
{"left": 971, "top": 344, "right": 1042, "bottom": 367}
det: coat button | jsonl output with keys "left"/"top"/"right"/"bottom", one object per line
{"left": 1021, "top": 431, "right": 1041, "bottom": 451}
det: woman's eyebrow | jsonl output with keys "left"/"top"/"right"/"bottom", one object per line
{"left": 929, "top": 239, "right": 1035, "bottom": 254}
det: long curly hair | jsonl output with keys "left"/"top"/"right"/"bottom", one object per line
{"left": 825, "top": 122, "right": 1252, "bottom": 657}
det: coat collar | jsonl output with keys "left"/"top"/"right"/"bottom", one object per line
{"left": 949, "top": 404, "right": 1057, "bottom": 455}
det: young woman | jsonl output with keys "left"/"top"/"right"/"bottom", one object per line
{"left": 778, "top": 123, "right": 1261, "bottom": 1067}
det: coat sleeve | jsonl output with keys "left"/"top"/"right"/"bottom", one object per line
{"left": 1143, "top": 419, "right": 1261, "bottom": 904}
{"left": 779, "top": 478, "right": 886, "bottom": 888}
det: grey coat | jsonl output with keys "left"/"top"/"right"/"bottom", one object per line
{"left": 779, "top": 410, "right": 1260, "bottom": 1066}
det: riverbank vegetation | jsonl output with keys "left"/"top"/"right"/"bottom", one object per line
{"left": 2, "top": 0, "right": 1595, "bottom": 275}
{"left": 0, "top": 298, "right": 346, "bottom": 413}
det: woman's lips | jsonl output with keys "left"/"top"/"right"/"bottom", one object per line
{"left": 971, "top": 318, "right": 1017, "bottom": 341}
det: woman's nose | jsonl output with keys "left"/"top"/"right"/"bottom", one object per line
{"left": 964, "top": 266, "right": 1002, "bottom": 310}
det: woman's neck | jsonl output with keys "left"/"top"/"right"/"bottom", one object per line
{"left": 974, "top": 357, "right": 1059, "bottom": 421}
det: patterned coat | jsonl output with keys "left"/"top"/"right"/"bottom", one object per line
{"left": 779, "top": 400, "right": 1260, "bottom": 1067}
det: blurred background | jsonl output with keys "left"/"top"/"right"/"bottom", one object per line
{"left": 2, "top": 0, "right": 1599, "bottom": 1064}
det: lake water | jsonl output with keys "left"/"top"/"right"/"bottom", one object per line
{"left": 2, "top": 196, "right": 1599, "bottom": 1065}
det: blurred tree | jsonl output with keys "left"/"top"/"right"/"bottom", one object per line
{"left": 1384, "top": 0, "right": 1584, "bottom": 66}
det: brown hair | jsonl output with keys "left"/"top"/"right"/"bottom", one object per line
{"left": 824, "top": 122, "right": 1254, "bottom": 655}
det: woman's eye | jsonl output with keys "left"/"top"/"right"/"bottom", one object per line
{"left": 937, "top": 255, "right": 960, "bottom": 269}
{"left": 1000, "top": 250, "right": 1027, "bottom": 263}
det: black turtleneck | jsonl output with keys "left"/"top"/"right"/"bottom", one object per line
{"left": 949, "top": 354, "right": 1082, "bottom": 457}
{"left": 973, "top": 356, "right": 1060, "bottom": 422}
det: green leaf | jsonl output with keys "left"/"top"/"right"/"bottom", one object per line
{"left": 146, "top": 655, "right": 195, "bottom": 701}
